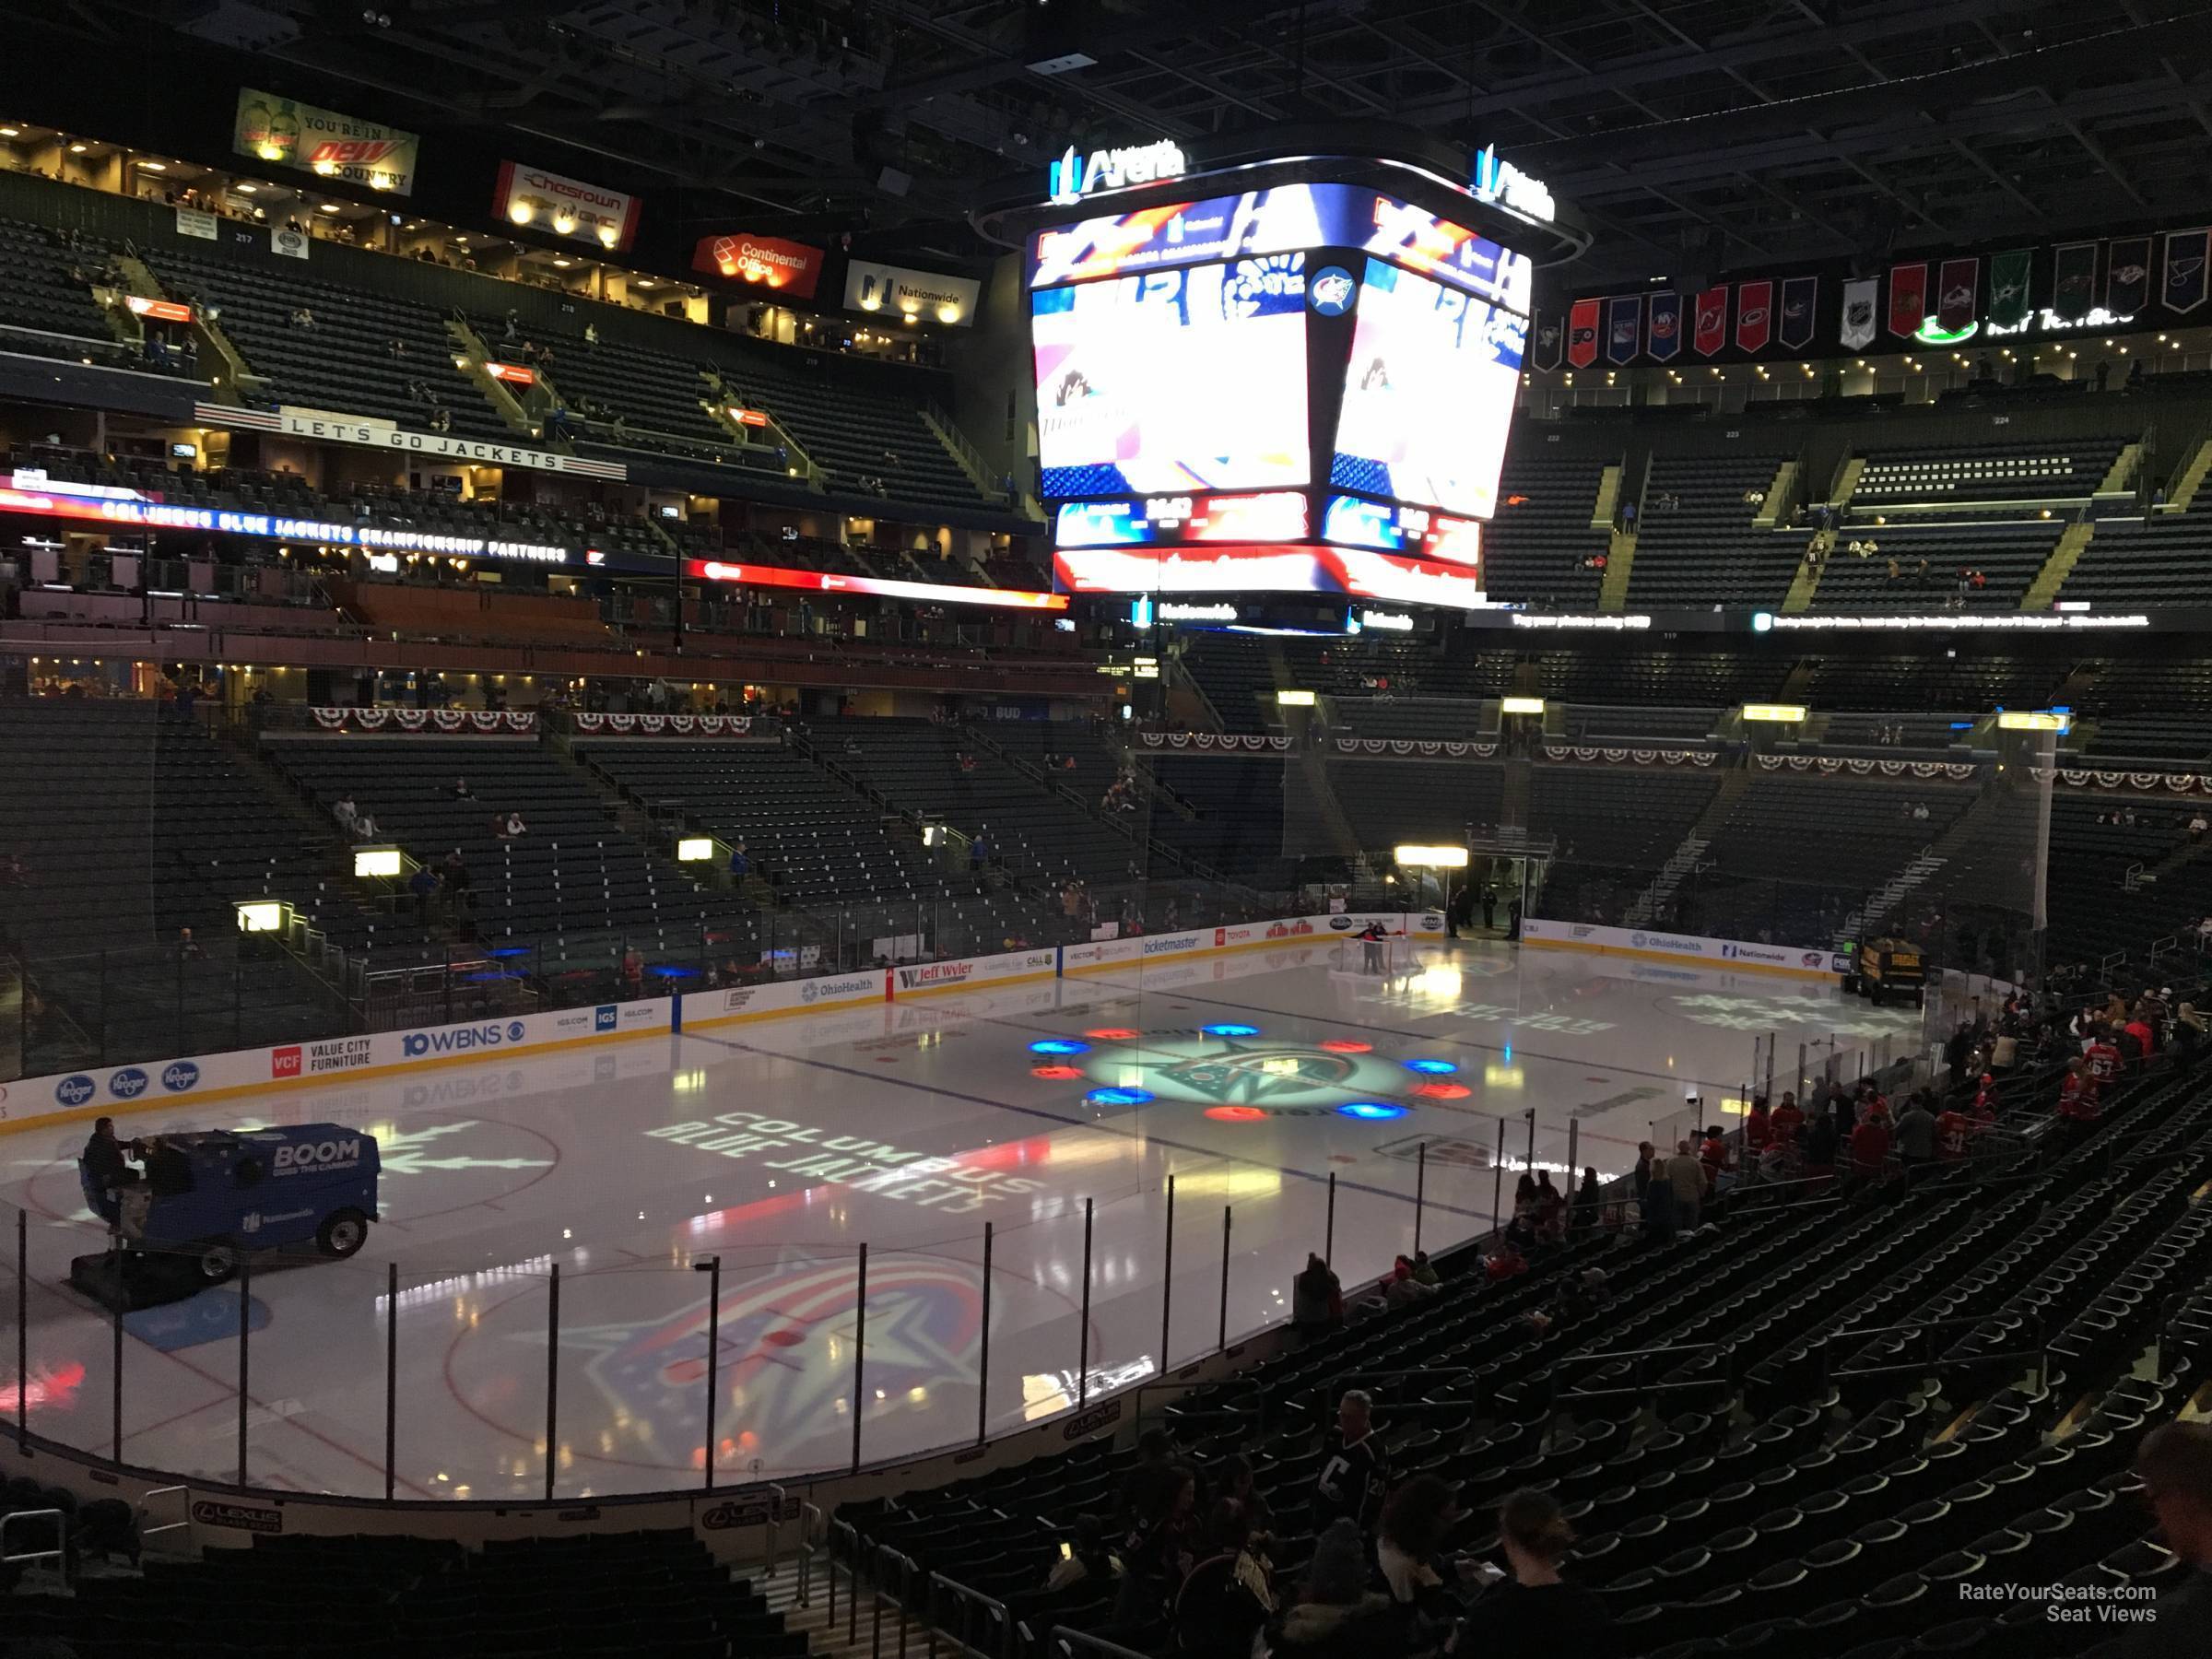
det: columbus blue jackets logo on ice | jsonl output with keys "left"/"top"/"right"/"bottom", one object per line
{"left": 559, "top": 1257, "right": 983, "bottom": 1467}
{"left": 1159, "top": 1037, "right": 1359, "bottom": 1104}
{"left": 1309, "top": 266, "right": 1357, "bottom": 316}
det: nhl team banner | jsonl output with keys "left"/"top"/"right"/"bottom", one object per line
{"left": 1532, "top": 311, "right": 1565, "bottom": 371}
{"left": 1567, "top": 297, "right": 1600, "bottom": 368}
{"left": 2105, "top": 237, "right": 2151, "bottom": 315}
{"left": 1734, "top": 279, "right": 1773, "bottom": 353}
{"left": 1888, "top": 263, "right": 1927, "bottom": 337}
{"left": 1987, "top": 250, "right": 2033, "bottom": 329}
{"left": 1840, "top": 277, "right": 1878, "bottom": 350}
{"left": 1645, "top": 291, "right": 1682, "bottom": 362}
{"left": 494, "top": 161, "right": 641, "bottom": 253}
{"left": 232, "top": 88, "right": 418, "bottom": 194}
{"left": 1777, "top": 276, "right": 1817, "bottom": 351}
{"left": 2051, "top": 242, "right": 2098, "bottom": 321}
{"left": 1604, "top": 295, "right": 1641, "bottom": 365}
{"left": 2164, "top": 229, "right": 2208, "bottom": 314}
{"left": 1936, "top": 257, "right": 1979, "bottom": 333}
{"left": 1693, "top": 285, "right": 1727, "bottom": 357}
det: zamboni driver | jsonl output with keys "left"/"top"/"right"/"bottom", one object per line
{"left": 81, "top": 1116, "right": 142, "bottom": 1227}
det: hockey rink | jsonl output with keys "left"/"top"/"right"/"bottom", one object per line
{"left": 0, "top": 937, "right": 1923, "bottom": 1500}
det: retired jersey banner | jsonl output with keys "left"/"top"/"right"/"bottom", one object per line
{"left": 1693, "top": 285, "right": 1727, "bottom": 357}
{"left": 1888, "top": 263, "right": 1927, "bottom": 337}
{"left": 1567, "top": 297, "right": 1600, "bottom": 368}
{"left": 1604, "top": 295, "right": 1641, "bottom": 365}
{"left": 233, "top": 88, "right": 418, "bottom": 194}
{"left": 2104, "top": 238, "right": 2151, "bottom": 315}
{"left": 1936, "top": 258, "right": 1979, "bottom": 332}
{"left": 1734, "top": 280, "right": 1773, "bottom": 353}
{"left": 1840, "top": 277, "right": 1878, "bottom": 350}
{"left": 2166, "top": 229, "right": 2210, "bottom": 314}
{"left": 1777, "top": 276, "right": 1817, "bottom": 351}
{"left": 1987, "top": 250, "right": 2033, "bottom": 329}
{"left": 1645, "top": 291, "right": 1682, "bottom": 362}
{"left": 2052, "top": 242, "right": 2098, "bottom": 321}
{"left": 1532, "top": 311, "right": 1564, "bottom": 371}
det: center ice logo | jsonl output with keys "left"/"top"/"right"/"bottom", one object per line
{"left": 1158, "top": 1042, "right": 1359, "bottom": 1104}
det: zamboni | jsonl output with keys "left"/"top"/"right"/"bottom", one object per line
{"left": 71, "top": 1118, "right": 381, "bottom": 1310}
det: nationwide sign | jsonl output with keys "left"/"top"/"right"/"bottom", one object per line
{"left": 691, "top": 233, "right": 824, "bottom": 299}
{"left": 198, "top": 403, "right": 628, "bottom": 481}
{"left": 1, "top": 470, "right": 575, "bottom": 563}
{"left": 495, "top": 160, "right": 641, "bottom": 252}
{"left": 843, "top": 259, "right": 982, "bottom": 327}
{"left": 1046, "top": 139, "right": 1187, "bottom": 206}
{"left": 232, "top": 88, "right": 418, "bottom": 194}
{"left": 688, "top": 559, "right": 1067, "bottom": 612}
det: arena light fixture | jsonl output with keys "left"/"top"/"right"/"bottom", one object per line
{"left": 234, "top": 899, "right": 286, "bottom": 933}
{"left": 1996, "top": 711, "right": 2071, "bottom": 733}
{"left": 1742, "top": 703, "right": 1808, "bottom": 723}
{"left": 676, "top": 836, "right": 715, "bottom": 862}
{"left": 1395, "top": 844, "right": 1469, "bottom": 868}
{"left": 354, "top": 847, "right": 404, "bottom": 878}
{"left": 1274, "top": 688, "right": 1316, "bottom": 706}
{"left": 1500, "top": 695, "right": 1546, "bottom": 715}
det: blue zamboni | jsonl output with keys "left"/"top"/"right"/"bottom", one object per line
{"left": 73, "top": 1122, "right": 381, "bottom": 1309}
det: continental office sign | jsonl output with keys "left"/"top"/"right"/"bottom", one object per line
{"left": 234, "top": 88, "right": 419, "bottom": 194}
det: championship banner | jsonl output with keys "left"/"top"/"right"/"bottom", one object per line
{"left": 1888, "top": 263, "right": 1927, "bottom": 337}
{"left": 495, "top": 161, "right": 641, "bottom": 253}
{"left": 1604, "top": 294, "right": 1641, "bottom": 365}
{"left": 2162, "top": 229, "right": 2207, "bottom": 314}
{"left": 2105, "top": 237, "right": 2151, "bottom": 315}
{"left": 1777, "top": 276, "right": 1817, "bottom": 350}
{"left": 1567, "top": 297, "right": 1600, "bottom": 368}
{"left": 1645, "top": 291, "right": 1682, "bottom": 362}
{"left": 1734, "top": 279, "right": 1773, "bottom": 353}
{"left": 1692, "top": 286, "right": 1727, "bottom": 357}
{"left": 2052, "top": 242, "right": 2098, "bottom": 321}
{"left": 691, "top": 233, "right": 824, "bottom": 300}
{"left": 233, "top": 88, "right": 418, "bottom": 194}
{"left": 1532, "top": 312, "right": 1565, "bottom": 371}
{"left": 1936, "top": 258, "right": 1979, "bottom": 332}
{"left": 1840, "top": 277, "right": 1878, "bottom": 350}
{"left": 1987, "top": 250, "right": 2033, "bottom": 329}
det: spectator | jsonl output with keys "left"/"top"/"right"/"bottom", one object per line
{"left": 1264, "top": 1519, "right": 1399, "bottom": 1659}
{"left": 1376, "top": 1472, "right": 1460, "bottom": 1624}
{"left": 1291, "top": 1253, "right": 1341, "bottom": 1337}
{"left": 1893, "top": 1093, "right": 1937, "bottom": 1180}
{"left": 407, "top": 861, "right": 439, "bottom": 918}
{"left": 1849, "top": 1106, "right": 1892, "bottom": 1179}
{"left": 1771, "top": 1090, "right": 1805, "bottom": 1145}
{"left": 1936, "top": 1099, "right": 1972, "bottom": 1161}
{"left": 452, "top": 777, "right": 473, "bottom": 799}
{"left": 1444, "top": 1488, "right": 1611, "bottom": 1656}
{"left": 1571, "top": 1167, "right": 1602, "bottom": 1234}
{"left": 1631, "top": 1140, "right": 1654, "bottom": 1211}
{"left": 2087, "top": 1422, "right": 2212, "bottom": 1656}
{"left": 1311, "top": 1390, "right": 1387, "bottom": 1536}
{"left": 352, "top": 811, "right": 381, "bottom": 842}
{"left": 1118, "top": 1429, "right": 1177, "bottom": 1524}
{"left": 504, "top": 810, "right": 528, "bottom": 839}
{"left": 1743, "top": 1096, "right": 1772, "bottom": 1156}
{"left": 1046, "top": 1513, "right": 1114, "bottom": 1593}
{"left": 1533, "top": 1168, "right": 1565, "bottom": 1241}
{"left": 1486, "top": 1234, "right": 1529, "bottom": 1280}
{"left": 1409, "top": 1250, "right": 1440, "bottom": 1288}
{"left": 1665, "top": 1137, "right": 1707, "bottom": 1229}
{"left": 290, "top": 305, "right": 315, "bottom": 329}
{"left": 1698, "top": 1124, "right": 1731, "bottom": 1187}
{"left": 1175, "top": 1499, "right": 1275, "bottom": 1655}
{"left": 332, "top": 792, "right": 359, "bottom": 834}
{"left": 1117, "top": 1465, "right": 1200, "bottom": 1630}
{"left": 1384, "top": 1253, "right": 1439, "bottom": 1310}
{"left": 727, "top": 841, "right": 749, "bottom": 880}
{"left": 1804, "top": 1112, "right": 1840, "bottom": 1177}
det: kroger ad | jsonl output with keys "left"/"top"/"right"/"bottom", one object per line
{"left": 1033, "top": 256, "right": 1311, "bottom": 499}
{"left": 1329, "top": 258, "right": 1524, "bottom": 521}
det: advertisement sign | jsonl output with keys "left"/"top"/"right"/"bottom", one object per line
{"left": 233, "top": 88, "right": 418, "bottom": 194}
{"left": 1034, "top": 256, "right": 1311, "bottom": 500}
{"left": 1053, "top": 492, "right": 1307, "bottom": 548}
{"left": 844, "top": 259, "right": 981, "bottom": 326}
{"left": 495, "top": 160, "right": 641, "bottom": 252}
{"left": 692, "top": 233, "right": 823, "bottom": 299}
{"left": 892, "top": 949, "right": 1059, "bottom": 997}
{"left": 175, "top": 206, "right": 219, "bottom": 241}
{"left": 1328, "top": 257, "right": 1522, "bottom": 521}
{"left": 1521, "top": 918, "right": 1840, "bottom": 979}
{"left": 687, "top": 558, "right": 1066, "bottom": 612}
{"left": 1029, "top": 182, "right": 1531, "bottom": 313}
{"left": 196, "top": 404, "right": 627, "bottom": 482}
{"left": 684, "top": 971, "right": 887, "bottom": 1028}
{"left": 1052, "top": 543, "right": 1485, "bottom": 607}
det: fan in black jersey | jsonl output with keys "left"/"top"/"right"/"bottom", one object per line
{"left": 1311, "top": 1388, "right": 1389, "bottom": 1535}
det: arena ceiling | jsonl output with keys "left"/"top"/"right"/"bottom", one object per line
{"left": 42, "top": 0, "right": 2212, "bottom": 284}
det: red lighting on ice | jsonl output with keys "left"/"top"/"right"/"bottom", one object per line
{"left": 1206, "top": 1106, "right": 1268, "bottom": 1122}
{"left": 1319, "top": 1040, "right": 1372, "bottom": 1053}
{"left": 3, "top": 1360, "right": 86, "bottom": 1412}
{"left": 1084, "top": 1028, "right": 1140, "bottom": 1041}
{"left": 1031, "top": 1065, "right": 1083, "bottom": 1080}
{"left": 1411, "top": 1082, "right": 1471, "bottom": 1100}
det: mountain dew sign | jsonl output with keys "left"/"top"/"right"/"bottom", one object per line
{"left": 234, "top": 88, "right": 418, "bottom": 195}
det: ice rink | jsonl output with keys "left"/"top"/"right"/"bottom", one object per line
{"left": 0, "top": 937, "right": 1922, "bottom": 1500}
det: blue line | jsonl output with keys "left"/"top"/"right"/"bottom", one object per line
{"left": 677, "top": 1030, "right": 1495, "bottom": 1222}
